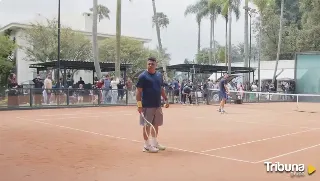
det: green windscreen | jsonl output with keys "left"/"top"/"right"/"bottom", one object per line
{"left": 296, "top": 54, "right": 320, "bottom": 101}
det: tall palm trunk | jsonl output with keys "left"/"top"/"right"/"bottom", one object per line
{"left": 115, "top": 0, "right": 121, "bottom": 79}
{"left": 92, "top": 0, "right": 102, "bottom": 79}
{"left": 225, "top": 17, "right": 228, "bottom": 67}
{"left": 212, "top": 16, "right": 216, "bottom": 64}
{"left": 152, "top": 0, "right": 167, "bottom": 80}
{"left": 272, "top": 0, "right": 284, "bottom": 84}
{"left": 244, "top": 0, "right": 249, "bottom": 82}
{"left": 227, "top": 4, "right": 232, "bottom": 74}
{"left": 209, "top": 16, "right": 213, "bottom": 65}
{"left": 197, "top": 20, "right": 201, "bottom": 55}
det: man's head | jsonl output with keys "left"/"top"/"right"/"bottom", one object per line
{"left": 224, "top": 73, "right": 229, "bottom": 79}
{"left": 147, "top": 57, "right": 157, "bottom": 73}
{"left": 37, "top": 74, "right": 40, "bottom": 79}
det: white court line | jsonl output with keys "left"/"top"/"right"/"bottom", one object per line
{"left": 200, "top": 128, "right": 320, "bottom": 152}
{"left": 35, "top": 110, "right": 317, "bottom": 130}
{"left": 224, "top": 119, "right": 318, "bottom": 130}
{"left": 15, "top": 117, "right": 255, "bottom": 164}
{"left": 38, "top": 110, "right": 134, "bottom": 117}
{"left": 193, "top": 115, "right": 318, "bottom": 130}
{"left": 253, "top": 143, "right": 320, "bottom": 164}
{"left": 33, "top": 113, "right": 133, "bottom": 121}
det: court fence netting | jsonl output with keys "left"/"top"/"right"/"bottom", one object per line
{"left": 202, "top": 89, "right": 320, "bottom": 113}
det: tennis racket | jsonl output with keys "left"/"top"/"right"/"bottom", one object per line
{"left": 140, "top": 113, "right": 157, "bottom": 140}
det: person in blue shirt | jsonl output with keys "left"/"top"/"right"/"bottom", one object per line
{"left": 136, "top": 57, "right": 169, "bottom": 153}
{"left": 218, "top": 73, "right": 229, "bottom": 113}
{"left": 172, "top": 79, "right": 180, "bottom": 103}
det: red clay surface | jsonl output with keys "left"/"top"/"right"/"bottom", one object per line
{"left": 0, "top": 103, "right": 319, "bottom": 181}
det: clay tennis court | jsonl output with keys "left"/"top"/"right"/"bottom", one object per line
{"left": 1, "top": 102, "right": 319, "bottom": 181}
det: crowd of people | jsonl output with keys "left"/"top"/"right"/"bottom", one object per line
{"left": 4, "top": 72, "right": 137, "bottom": 107}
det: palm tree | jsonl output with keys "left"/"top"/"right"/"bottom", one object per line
{"left": 184, "top": 3, "right": 207, "bottom": 56}
{"left": 244, "top": 0, "right": 249, "bottom": 82}
{"left": 92, "top": 0, "right": 102, "bottom": 79}
{"left": 90, "top": 3, "right": 110, "bottom": 79}
{"left": 90, "top": 4, "right": 110, "bottom": 22}
{"left": 152, "top": 12, "right": 170, "bottom": 29}
{"left": 219, "top": 0, "right": 240, "bottom": 67}
{"left": 218, "top": 0, "right": 240, "bottom": 73}
{"left": 250, "top": 0, "right": 271, "bottom": 91}
{"left": 151, "top": 0, "right": 169, "bottom": 80}
{"left": 226, "top": 0, "right": 241, "bottom": 74}
{"left": 207, "top": 0, "right": 222, "bottom": 65}
{"left": 272, "top": 0, "right": 284, "bottom": 84}
{"left": 115, "top": 0, "right": 131, "bottom": 80}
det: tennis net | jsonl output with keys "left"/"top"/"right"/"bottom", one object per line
{"left": 206, "top": 89, "right": 320, "bottom": 113}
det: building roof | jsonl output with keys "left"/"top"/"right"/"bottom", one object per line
{"left": 0, "top": 22, "right": 151, "bottom": 43}
{"left": 29, "top": 60, "right": 132, "bottom": 72}
{"left": 157, "top": 64, "right": 255, "bottom": 74}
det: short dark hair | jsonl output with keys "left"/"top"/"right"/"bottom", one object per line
{"left": 148, "top": 57, "right": 157, "bottom": 62}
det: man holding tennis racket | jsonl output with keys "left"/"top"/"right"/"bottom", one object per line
{"left": 136, "top": 57, "right": 169, "bottom": 153}
{"left": 218, "top": 73, "right": 229, "bottom": 114}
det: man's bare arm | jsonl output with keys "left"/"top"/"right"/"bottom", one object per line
{"left": 136, "top": 88, "right": 143, "bottom": 102}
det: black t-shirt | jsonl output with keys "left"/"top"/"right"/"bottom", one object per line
{"left": 117, "top": 82, "right": 125, "bottom": 90}
{"left": 183, "top": 86, "right": 191, "bottom": 94}
{"left": 33, "top": 78, "right": 44, "bottom": 88}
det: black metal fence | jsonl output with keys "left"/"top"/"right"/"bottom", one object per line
{"left": 206, "top": 89, "right": 298, "bottom": 105}
{"left": 0, "top": 88, "right": 176, "bottom": 110}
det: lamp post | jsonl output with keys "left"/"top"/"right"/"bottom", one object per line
{"left": 246, "top": 7, "right": 256, "bottom": 84}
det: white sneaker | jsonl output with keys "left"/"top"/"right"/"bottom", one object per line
{"left": 143, "top": 145, "right": 159, "bottom": 153}
{"left": 155, "top": 143, "right": 166, "bottom": 151}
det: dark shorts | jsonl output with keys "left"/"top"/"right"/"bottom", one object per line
{"left": 140, "top": 107, "right": 163, "bottom": 126}
{"left": 219, "top": 91, "right": 227, "bottom": 100}
{"left": 174, "top": 89, "right": 179, "bottom": 96}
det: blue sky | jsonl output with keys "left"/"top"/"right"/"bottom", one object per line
{"left": 0, "top": 0, "right": 257, "bottom": 64}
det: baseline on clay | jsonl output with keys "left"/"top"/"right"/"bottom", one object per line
{"left": 15, "top": 116, "right": 256, "bottom": 164}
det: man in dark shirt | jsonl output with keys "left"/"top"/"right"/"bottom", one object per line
{"left": 136, "top": 57, "right": 168, "bottom": 153}
{"left": 218, "top": 73, "right": 229, "bottom": 113}
{"left": 182, "top": 85, "right": 192, "bottom": 105}
{"left": 32, "top": 74, "right": 44, "bottom": 105}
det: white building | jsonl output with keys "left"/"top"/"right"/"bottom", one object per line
{"left": 209, "top": 60, "right": 296, "bottom": 82}
{"left": 0, "top": 13, "right": 151, "bottom": 85}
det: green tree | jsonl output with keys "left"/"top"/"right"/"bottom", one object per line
{"left": 184, "top": 2, "right": 207, "bottom": 54}
{"left": 151, "top": 0, "right": 170, "bottom": 80}
{"left": 115, "top": 0, "right": 132, "bottom": 80}
{"left": 90, "top": 4, "right": 110, "bottom": 22}
{"left": 99, "top": 37, "right": 159, "bottom": 78}
{"left": 152, "top": 12, "right": 170, "bottom": 29}
{"left": 272, "top": 0, "right": 285, "bottom": 84}
{"left": 0, "top": 35, "right": 16, "bottom": 86}
{"left": 91, "top": 0, "right": 103, "bottom": 79}
{"left": 216, "top": 0, "right": 240, "bottom": 67}
{"left": 23, "top": 19, "right": 92, "bottom": 77}
{"left": 296, "top": 0, "right": 320, "bottom": 52}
